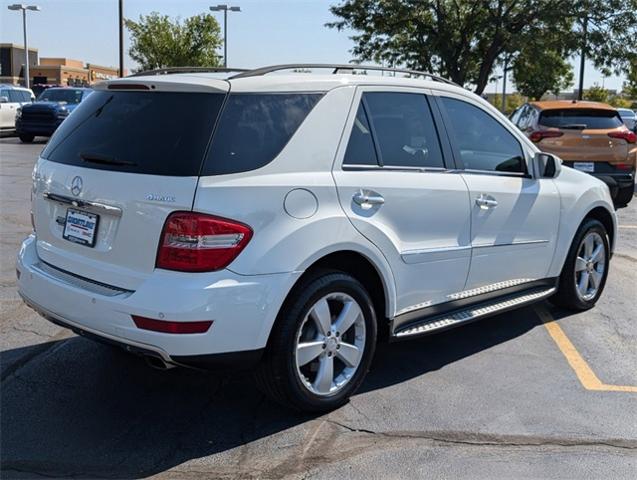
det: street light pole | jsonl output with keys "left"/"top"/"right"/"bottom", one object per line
{"left": 7, "top": 4, "right": 41, "bottom": 90}
{"left": 210, "top": 5, "right": 241, "bottom": 68}
{"left": 118, "top": 0, "right": 124, "bottom": 77}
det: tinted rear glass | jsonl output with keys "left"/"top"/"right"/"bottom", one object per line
{"left": 539, "top": 109, "right": 623, "bottom": 129}
{"left": 201, "top": 93, "right": 322, "bottom": 175}
{"left": 41, "top": 91, "right": 225, "bottom": 176}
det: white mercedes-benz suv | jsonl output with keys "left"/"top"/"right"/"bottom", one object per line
{"left": 17, "top": 65, "right": 617, "bottom": 411}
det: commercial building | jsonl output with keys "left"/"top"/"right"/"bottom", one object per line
{"left": 0, "top": 44, "right": 121, "bottom": 87}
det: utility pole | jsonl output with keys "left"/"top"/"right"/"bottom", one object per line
{"left": 118, "top": 0, "right": 124, "bottom": 77}
{"left": 577, "top": 15, "right": 588, "bottom": 100}
{"left": 7, "top": 4, "right": 41, "bottom": 89}
{"left": 210, "top": 5, "right": 241, "bottom": 68}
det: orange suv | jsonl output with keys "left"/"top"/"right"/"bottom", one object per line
{"left": 511, "top": 100, "right": 636, "bottom": 208}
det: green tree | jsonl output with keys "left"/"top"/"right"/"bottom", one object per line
{"left": 623, "top": 58, "right": 637, "bottom": 100}
{"left": 512, "top": 47, "right": 573, "bottom": 100}
{"left": 327, "top": 1, "right": 637, "bottom": 95}
{"left": 126, "top": 12, "right": 222, "bottom": 71}
{"left": 583, "top": 84, "right": 609, "bottom": 103}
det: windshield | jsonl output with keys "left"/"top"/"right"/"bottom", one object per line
{"left": 38, "top": 89, "right": 86, "bottom": 104}
{"left": 618, "top": 109, "right": 634, "bottom": 117}
{"left": 539, "top": 109, "right": 623, "bottom": 129}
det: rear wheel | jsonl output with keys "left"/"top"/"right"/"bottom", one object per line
{"left": 255, "top": 271, "right": 377, "bottom": 412}
{"left": 614, "top": 183, "right": 634, "bottom": 209}
{"left": 19, "top": 134, "right": 34, "bottom": 143}
{"left": 550, "top": 218, "right": 609, "bottom": 311}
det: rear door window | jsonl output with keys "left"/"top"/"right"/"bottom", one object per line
{"left": 41, "top": 91, "right": 225, "bottom": 176}
{"left": 362, "top": 92, "right": 445, "bottom": 169}
{"left": 201, "top": 93, "right": 322, "bottom": 175}
{"left": 539, "top": 109, "right": 623, "bottom": 129}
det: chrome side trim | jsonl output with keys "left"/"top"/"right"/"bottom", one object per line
{"left": 395, "top": 287, "right": 556, "bottom": 338}
{"left": 447, "top": 278, "right": 535, "bottom": 300}
{"left": 43, "top": 192, "right": 123, "bottom": 217}
{"left": 472, "top": 239, "right": 549, "bottom": 249}
{"left": 31, "top": 261, "right": 133, "bottom": 298}
{"left": 401, "top": 245, "right": 471, "bottom": 264}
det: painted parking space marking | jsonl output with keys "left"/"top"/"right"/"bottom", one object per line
{"left": 536, "top": 305, "right": 637, "bottom": 393}
{"left": 619, "top": 225, "right": 637, "bottom": 229}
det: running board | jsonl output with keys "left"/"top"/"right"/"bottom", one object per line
{"left": 392, "top": 286, "right": 556, "bottom": 339}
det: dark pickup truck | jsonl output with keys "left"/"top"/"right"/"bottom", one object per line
{"left": 16, "top": 87, "right": 92, "bottom": 142}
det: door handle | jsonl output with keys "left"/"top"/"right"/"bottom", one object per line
{"left": 475, "top": 194, "right": 498, "bottom": 209}
{"left": 353, "top": 190, "right": 385, "bottom": 208}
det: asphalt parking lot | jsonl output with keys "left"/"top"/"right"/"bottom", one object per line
{"left": 1, "top": 136, "right": 636, "bottom": 479}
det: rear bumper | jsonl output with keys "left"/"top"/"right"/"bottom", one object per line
{"left": 16, "top": 235, "right": 300, "bottom": 367}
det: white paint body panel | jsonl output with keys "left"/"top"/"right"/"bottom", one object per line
{"left": 16, "top": 71, "right": 617, "bottom": 360}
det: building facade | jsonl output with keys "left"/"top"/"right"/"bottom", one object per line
{"left": 0, "top": 44, "right": 121, "bottom": 87}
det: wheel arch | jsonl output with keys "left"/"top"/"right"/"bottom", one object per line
{"left": 583, "top": 206, "right": 616, "bottom": 254}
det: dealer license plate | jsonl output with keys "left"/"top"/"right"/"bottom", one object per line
{"left": 573, "top": 162, "right": 595, "bottom": 173}
{"left": 63, "top": 208, "right": 99, "bottom": 247}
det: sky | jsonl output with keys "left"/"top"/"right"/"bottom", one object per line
{"left": 0, "top": 0, "right": 626, "bottom": 93}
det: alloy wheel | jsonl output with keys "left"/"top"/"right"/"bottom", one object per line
{"left": 295, "top": 293, "right": 366, "bottom": 396}
{"left": 574, "top": 231, "right": 606, "bottom": 302}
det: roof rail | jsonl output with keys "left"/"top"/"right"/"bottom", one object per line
{"left": 130, "top": 66, "right": 249, "bottom": 77}
{"left": 230, "top": 63, "right": 458, "bottom": 86}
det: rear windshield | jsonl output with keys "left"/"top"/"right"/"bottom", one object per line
{"left": 41, "top": 91, "right": 321, "bottom": 177}
{"left": 41, "top": 91, "right": 225, "bottom": 176}
{"left": 539, "top": 108, "right": 623, "bottom": 129}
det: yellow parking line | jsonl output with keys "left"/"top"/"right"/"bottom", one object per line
{"left": 536, "top": 305, "right": 637, "bottom": 393}
{"left": 619, "top": 225, "right": 637, "bottom": 229}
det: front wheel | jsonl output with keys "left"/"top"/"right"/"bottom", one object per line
{"left": 255, "top": 271, "right": 377, "bottom": 412}
{"left": 550, "top": 218, "right": 610, "bottom": 311}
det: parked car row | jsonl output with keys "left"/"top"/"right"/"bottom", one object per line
{"left": 510, "top": 100, "right": 636, "bottom": 208}
{"left": 0, "top": 84, "right": 92, "bottom": 141}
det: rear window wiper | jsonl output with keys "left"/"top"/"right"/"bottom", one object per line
{"left": 80, "top": 152, "right": 137, "bottom": 167}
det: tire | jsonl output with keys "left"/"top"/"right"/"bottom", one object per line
{"left": 19, "top": 134, "right": 34, "bottom": 143}
{"left": 255, "top": 270, "right": 377, "bottom": 412}
{"left": 613, "top": 183, "right": 634, "bottom": 209}
{"left": 550, "top": 218, "right": 610, "bottom": 311}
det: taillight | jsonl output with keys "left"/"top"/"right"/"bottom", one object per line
{"left": 132, "top": 315, "right": 212, "bottom": 334}
{"left": 156, "top": 212, "right": 253, "bottom": 272}
{"left": 615, "top": 163, "right": 633, "bottom": 171}
{"left": 530, "top": 130, "right": 564, "bottom": 143}
{"left": 608, "top": 129, "right": 637, "bottom": 144}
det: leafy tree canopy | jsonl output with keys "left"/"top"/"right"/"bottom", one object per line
{"left": 328, "top": 0, "right": 637, "bottom": 95}
{"left": 583, "top": 84, "right": 609, "bottom": 103}
{"left": 512, "top": 45, "right": 574, "bottom": 100}
{"left": 126, "top": 12, "right": 222, "bottom": 71}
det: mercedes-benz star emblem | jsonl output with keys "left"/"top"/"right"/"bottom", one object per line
{"left": 70, "top": 176, "right": 83, "bottom": 196}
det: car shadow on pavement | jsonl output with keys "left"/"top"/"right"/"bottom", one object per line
{"left": 0, "top": 305, "right": 543, "bottom": 478}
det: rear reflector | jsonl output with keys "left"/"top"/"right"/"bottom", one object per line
{"left": 156, "top": 211, "right": 253, "bottom": 272}
{"left": 530, "top": 130, "right": 564, "bottom": 142}
{"left": 132, "top": 315, "right": 213, "bottom": 334}
{"left": 608, "top": 129, "right": 637, "bottom": 144}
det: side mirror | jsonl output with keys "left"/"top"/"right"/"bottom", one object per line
{"left": 532, "top": 152, "right": 561, "bottom": 179}
{"left": 0, "top": 96, "right": 9, "bottom": 103}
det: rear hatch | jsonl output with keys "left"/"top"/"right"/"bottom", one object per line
{"left": 32, "top": 78, "right": 228, "bottom": 290}
{"left": 535, "top": 107, "right": 628, "bottom": 164}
